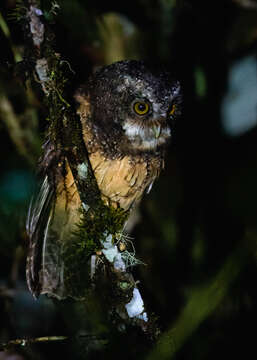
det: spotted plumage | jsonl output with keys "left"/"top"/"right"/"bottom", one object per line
{"left": 26, "top": 60, "right": 182, "bottom": 299}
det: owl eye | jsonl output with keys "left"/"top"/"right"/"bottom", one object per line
{"left": 133, "top": 101, "right": 150, "bottom": 116}
{"left": 168, "top": 103, "right": 176, "bottom": 119}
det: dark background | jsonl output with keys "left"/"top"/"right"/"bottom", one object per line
{"left": 0, "top": 0, "right": 257, "bottom": 359}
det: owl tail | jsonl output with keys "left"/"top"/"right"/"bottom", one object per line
{"left": 26, "top": 162, "right": 88, "bottom": 300}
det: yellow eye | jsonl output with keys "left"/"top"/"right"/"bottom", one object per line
{"left": 169, "top": 104, "right": 176, "bottom": 117}
{"left": 133, "top": 101, "right": 150, "bottom": 116}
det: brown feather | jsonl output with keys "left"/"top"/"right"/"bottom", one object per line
{"left": 85, "top": 136, "right": 161, "bottom": 211}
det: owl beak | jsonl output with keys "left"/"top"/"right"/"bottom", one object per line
{"left": 152, "top": 124, "right": 161, "bottom": 138}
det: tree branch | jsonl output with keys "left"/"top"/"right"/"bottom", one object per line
{"left": 17, "top": 0, "right": 156, "bottom": 337}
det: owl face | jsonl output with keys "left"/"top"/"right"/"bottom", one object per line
{"left": 85, "top": 60, "right": 182, "bottom": 154}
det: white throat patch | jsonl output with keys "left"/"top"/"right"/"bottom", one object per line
{"left": 122, "top": 120, "right": 171, "bottom": 151}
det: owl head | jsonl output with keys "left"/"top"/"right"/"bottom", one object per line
{"left": 78, "top": 60, "right": 182, "bottom": 155}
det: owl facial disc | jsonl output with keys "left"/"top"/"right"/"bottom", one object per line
{"left": 79, "top": 60, "right": 182, "bottom": 156}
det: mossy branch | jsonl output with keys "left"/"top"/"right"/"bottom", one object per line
{"left": 17, "top": 0, "right": 155, "bottom": 336}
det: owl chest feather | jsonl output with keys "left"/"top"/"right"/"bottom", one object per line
{"left": 88, "top": 151, "right": 161, "bottom": 210}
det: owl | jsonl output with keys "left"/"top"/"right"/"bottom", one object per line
{"left": 26, "top": 60, "right": 182, "bottom": 299}
{"left": 76, "top": 60, "right": 181, "bottom": 209}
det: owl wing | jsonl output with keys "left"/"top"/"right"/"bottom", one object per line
{"left": 26, "top": 175, "right": 54, "bottom": 297}
{"left": 26, "top": 162, "right": 82, "bottom": 299}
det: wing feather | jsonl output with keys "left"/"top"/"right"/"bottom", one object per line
{"left": 26, "top": 162, "right": 82, "bottom": 299}
{"left": 26, "top": 175, "right": 54, "bottom": 297}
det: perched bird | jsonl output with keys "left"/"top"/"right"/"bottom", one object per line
{"left": 26, "top": 60, "right": 182, "bottom": 299}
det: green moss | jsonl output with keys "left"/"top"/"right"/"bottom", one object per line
{"left": 75, "top": 204, "right": 129, "bottom": 253}
{"left": 61, "top": 203, "right": 129, "bottom": 298}
{"left": 118, "top": 281, "right": 133, "bottom": 291}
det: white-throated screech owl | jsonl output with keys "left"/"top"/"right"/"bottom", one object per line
{"left": 26, "top": 60, "right": 182, "bottom": 299}
{"left": 76, "top": 60, "right": 182, "bottom": 210}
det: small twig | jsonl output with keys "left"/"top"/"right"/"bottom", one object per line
{"left": 0, "top": 336, "right": 68, "bottom": 351}
{"left": 0, "top": 334, "right": 108, "bottom": 351}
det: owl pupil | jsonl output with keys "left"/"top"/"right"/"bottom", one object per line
{"left": 138, "top": 103, "right": 146, "bottom": 111}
